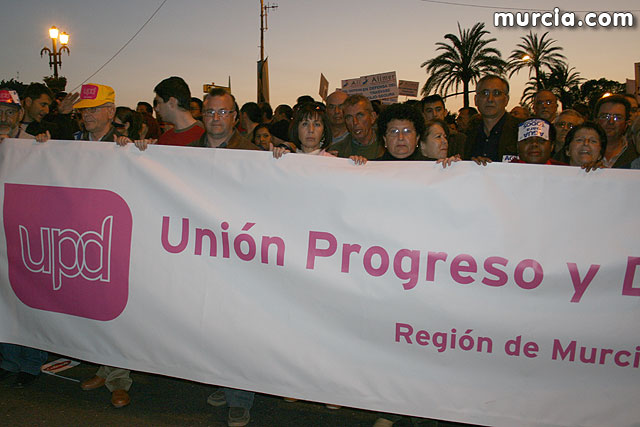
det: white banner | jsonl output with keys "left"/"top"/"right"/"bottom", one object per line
{"left": 1, "top": 139, "right": 639, "bottom": 427}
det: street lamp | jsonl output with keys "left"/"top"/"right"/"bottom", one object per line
{"left": 40, "top": 26, "right": 70, "bottom": 78}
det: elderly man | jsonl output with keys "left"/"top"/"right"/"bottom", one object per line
{"left": 325, "top": 90, "right": 350, "bottom": 145}
{"left": 73, "top": 84, "right": 119, "bottom": 142}
{"left": 465, "top": 75, "right": 521, "bottom": 163}
{"left": 74, "top": 83, "right": 133, "bottom": 409}
{"left": 421, "top": 94, "right": 465, "bottom": 156}
{"left": 329, "top": 94, "right": 384, "bottom": 159}
{"left": 552, "top": 109, "right": 584, "bottom": 162}
{"left": 0, "top": 89, "right": 26, "bottom": 140}
{"left": 594, "top": 94, "right": 638, "bottom": 168}
{"left": 533, "top": 90, "right": 559, "bottom": 122}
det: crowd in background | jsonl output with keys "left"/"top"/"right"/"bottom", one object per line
{"left": 1, "top": 74, "right": 639, "bottom": 427}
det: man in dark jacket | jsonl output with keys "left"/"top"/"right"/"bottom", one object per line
{"left": 465, "top": 75, "right": 521, "bottom": 164}
{"left": 20, "top": 83, "right": 78, "bottom": 140}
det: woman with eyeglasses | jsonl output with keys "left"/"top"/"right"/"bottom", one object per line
{"left": 375, "top": 103, "right": 459, "bottom": 167}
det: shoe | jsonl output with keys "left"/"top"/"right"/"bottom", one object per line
{"left": 207, "top": 388, "right": 227, "bottom": 407}
{"left": 12, "top": 372, "right": 38, "bottom": 388}
{"left": 111, "top": 389, "right": 130, "bottom": 408}
{"left": 325, "top": 404, "right": 341, "bottom": 410}
{"left": 227, "top": 407, "right": 250, "bottom": 427}
{"left": 80, "top": 376, "right": 106, "bottom": 390}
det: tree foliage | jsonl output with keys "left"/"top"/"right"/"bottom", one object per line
{"left": 421, "top": 22, "right": 506, "bottom": 107}
{"left": 507, "top": 31, "right": 566, "bottom": 90}
{"left": 520, "top": 63, "right": 584, "bottom": 108}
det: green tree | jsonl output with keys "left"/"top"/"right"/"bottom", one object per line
{"left": 520, "top": 63, "right": 583, "bottom": 108}
{"left": 507, "top": 31, "right": 566, "bottom": 90}
{"left": 43, "top": 75, "right": 67, "bottom": 94}
{"left": 421, "top": 22, "right": 506, "bottom": 108}
{"left": 577, "top": 78, "right": 626, "bottom": 112}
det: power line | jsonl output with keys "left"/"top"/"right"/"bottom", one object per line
{"left": 70, "top": 0, "right": 168, "bottom": 92}
{"left": 420, "top": 0, "right": 640, "bottom": 13}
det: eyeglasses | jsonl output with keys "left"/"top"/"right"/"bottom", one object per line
{"left": 555, "top": 121, "right": 575, "bottom": 130}
{"left": 478, "top": 89, "right": 506, "bottom": 98}
{"left": 203, "top": 109, "right": 235, "bottom": 118}
{"left": 79, "top": 105, "right": 110, "bottom": 115}
{"left": 386, "top": 127, "right": 415, "bottom": 137}
{"left": 597, "top": 113, "right": 625, "bottom": 122}
{"left": 112, "top": 121, "right": 126, "bottom": 128}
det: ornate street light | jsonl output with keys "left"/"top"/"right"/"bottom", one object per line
{"left": 40, "top": 26, "right": 70, "bottom": 79}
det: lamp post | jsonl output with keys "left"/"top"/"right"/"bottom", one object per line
{"left": 40, "top": 26, "right": 70, "bottom": 79}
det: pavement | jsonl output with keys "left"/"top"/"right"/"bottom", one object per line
{"left": 0, "top": 354, "right": 472, "bottom": 427}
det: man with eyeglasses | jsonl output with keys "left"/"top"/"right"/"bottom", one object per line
{"left": 193, "top": 87, "right": 258, "bottom": 427}
{"left": 154, "top": 76, "right": 205, "bottom": 147}
{"left": 594, "top": 94, "right": 638, "bottom": 168}
{"left": 465, "top": 74, "right": 521, "bottom": 163}
{"left": 72, "top": 84, "right": 119, "bottom": 142}
{"left": 552, "top": 109, "right": 584, "bottom": 163}
{"left": 533, "top": 90, "right": 558, "bottom": 122}
{"left": 192, "top": 88, "right": 259, "bottom": 152}
{"left": 20, "top": 83, "right": 79, "bottom": 140}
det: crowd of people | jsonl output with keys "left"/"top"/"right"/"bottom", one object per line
{"left": 0, "top": 73, "right": 639, "bottom": 427}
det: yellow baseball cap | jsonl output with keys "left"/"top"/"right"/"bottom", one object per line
{"left": 74, "top": 84, "right": 115, "bottom": 109}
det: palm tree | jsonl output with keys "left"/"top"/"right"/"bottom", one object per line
{"left": 507, "top": 31, "right": 566, "bottom": 89}
{"left": 520, "top": 63, "right": 583, "bottom": 108}
{"left": 421, "top": 22, "right": 506, "bottom": 108}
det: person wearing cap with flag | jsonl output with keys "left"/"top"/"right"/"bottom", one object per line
{"left": 510, "top": 118, "right": 567, "bottom": 165}
{"left": 0, "top": 88, "right": 50, "bottom": 143}
{"left": 73, "top": 83, "right": 119, "bottom": 142}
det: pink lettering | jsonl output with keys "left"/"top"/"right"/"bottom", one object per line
{"left": 393, "top": 249, "right": 420, "bottom": 290}
{"left": 482, "top": 256, "right": 508, "bottom": 287}
{"left": 363, "top": 246, "right": 389, "bottom": 277}
{"left": 450, "top": 254, "right": 477, "bottom": 285}
{"left": 306, "top": 231, "right": 337, "bottom": 269}
{"left": 567, "top": 262, "right": 600, "bottom": 303}
{"left": 161, "top": 216, "right": 189, "bottom": 254}
{"left": 622, "top": 256, "right": 640, "bottom": 297}
{"left": 514, "top": 259, "right": 543, "bottom": 290}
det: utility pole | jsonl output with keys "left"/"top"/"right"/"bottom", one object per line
{"left": 258, "top": 0, "right": 277, "bottom": 103}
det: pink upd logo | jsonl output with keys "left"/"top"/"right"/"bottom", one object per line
{"left": 3, "top": 184, "right": 132, "bottom": 321}
{"left": 80, "top": 85, "right": 99, "bottom": 99}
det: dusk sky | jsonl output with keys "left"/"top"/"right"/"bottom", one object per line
{"left": 1, "top": 0, "right": 638, "bottom": 112}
